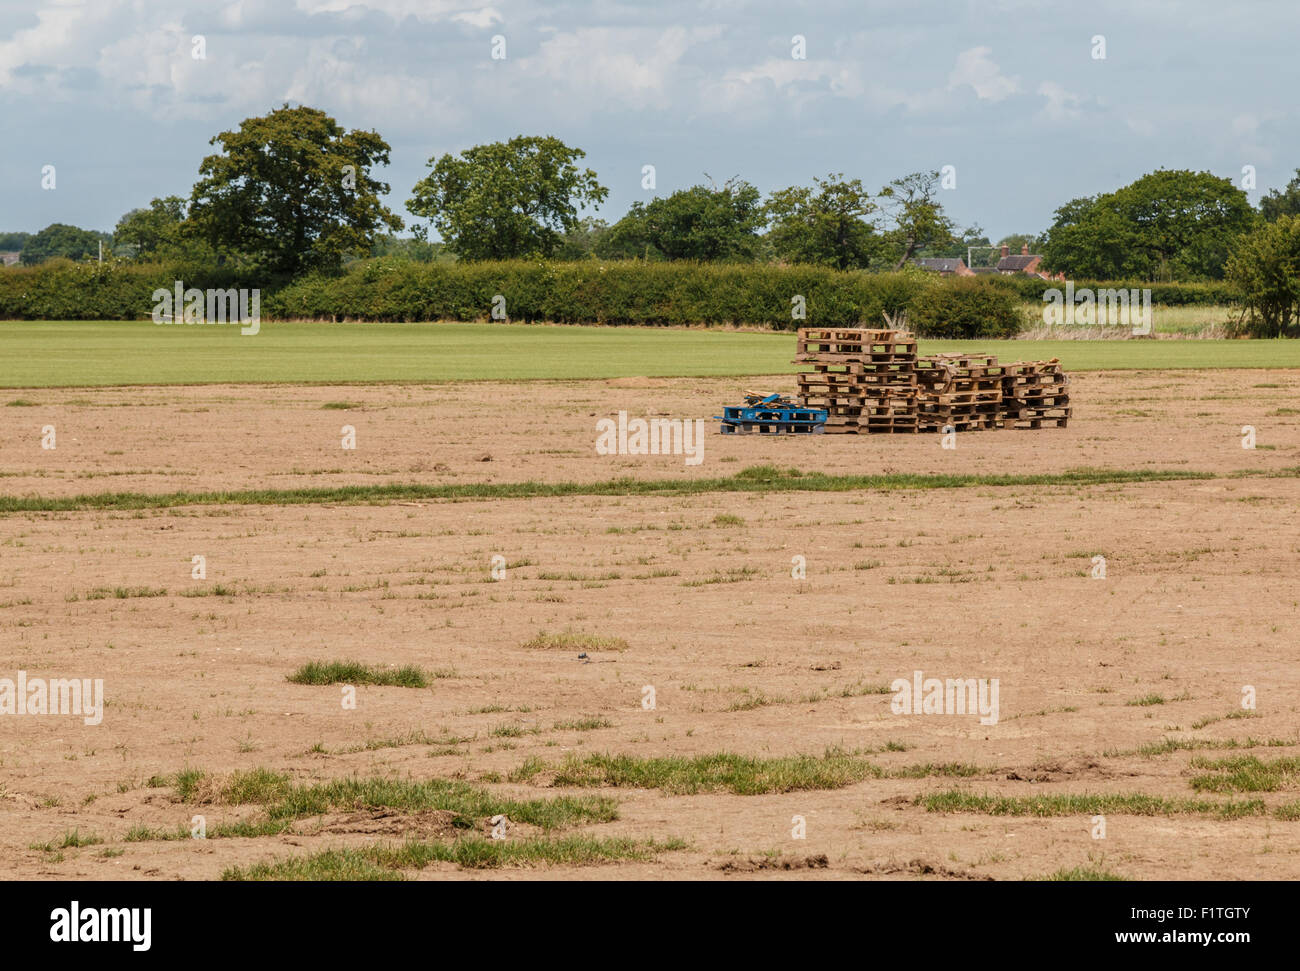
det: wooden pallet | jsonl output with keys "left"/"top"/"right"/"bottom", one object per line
{"left": 1002, "top": 416, "right": 1070, "bottom": 429}
{"left": 798, "top": 327, "right": 902, "bottom": 342}
{"left": 918, "top": 416, "right": 996, "bottom": 432}
{"left": 721, "top": 421, "right": 826, "bottom": 434}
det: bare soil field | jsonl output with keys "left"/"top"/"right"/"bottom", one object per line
{"left": 1, "top": 369, "right": 1298, "bottom": 880}
{"left": 3, "top": 369, "right": 1299, "bottom": 498}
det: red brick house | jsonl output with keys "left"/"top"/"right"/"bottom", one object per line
{"left": 913, "top": 257, "right": 974, "bottom": 276}
{"left": 996, "top": 244, "right": 1064, "bottom": 281}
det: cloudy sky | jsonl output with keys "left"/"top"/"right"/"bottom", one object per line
{"left": 0, "top": 0, "right": 1294, "bottom": 241}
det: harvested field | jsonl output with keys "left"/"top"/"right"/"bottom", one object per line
{"left": 2, "top": 368, "right": 1299, "bottom": 880}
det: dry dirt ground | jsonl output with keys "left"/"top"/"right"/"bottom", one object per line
{"left": 1, "top": 369, "right": 1298, "bottom": 880}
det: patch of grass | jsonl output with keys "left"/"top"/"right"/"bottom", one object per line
{"left": 1275, "top": 801, "right": 1300, "bottom": 821}
{"left": 334, "top": 730, "right": 460, "bottom": 754}
{"left": 1189, "top": 755, "right": 1300, "bottom": 793}
{"left": 155, "top": 768, "right": 617, "bottom": 832}
{"left": 268, "top": 776, "right": 616, "bottom": 830}
{"left": 222, "top": 834, "right": 686, "bottom": 880}
{"left": 726, "top": 691, "right": 786, "bottom": 712}
{"left": 125, "top": 818, "right": 292, "bottom": 841}
{"left": 178, "top": 584, "right": 243, "bottom": 597}
{"left": 81, "top": 586, "right": 168, "bottom": 600}
{"left": 1127, "top": 693, "right": 1167, "bottom": 707}
{"left": 712, "top": 513, "right": 745, "bottom": 527}
{"left": 1040, "top": 866, "right": 1127, "bottom": 881}
{"left": 320, "top": 401, "right": 361, "bottom": 410}
{"left": 549, "top": 752, "right": 882, "bottom": 795}
{"left": 890, "top": 762, "right": 987, "bottom": 779}
{"left": 172, "top": 767, "right": 205, "bottom": 802}
{"left": 287, "top": 661, "right": 430, "bottom": 688}
{"left": 220, "top": 768, "right": 293, "bottom": 804}
{"left": 553, "top": 717, "right": 613, "bottom": 732}
{"left": 31, "top": 829, "right": 103, "bottom": 850}
{"left": 1131, "top": 736, "right": 1292, "bottom": 757}
{"left": 918, "top": 790, "right": 1269, "bottom": 819}
{"left": 520, "top": 629, "right": 628, "bottom": 653}
{"left": 164, "top": 767, "right": 290, "bottom": 805}
{"left": 5, "top": 398, "right": 38, "bottom": 406}
{"left": 507, "top": 757, "right": 548, "bottom": 784}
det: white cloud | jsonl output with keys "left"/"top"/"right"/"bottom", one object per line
{"left": 513, "top": 26, "right": 723, "bottom": 111}
{"left": 451, "top": 7, "right": 502, "bottom": 29}
{"left": 1036, "top": 80, "right": 1083, "bottom": 123}
{"left": 947, "top": 46, "right": 1019, "bottom": 101}
{"left": 293, "top": 0, "right": 472, "bottom": 20}
{"left": 0, "top": 0, "right": 113, "bottom": 85}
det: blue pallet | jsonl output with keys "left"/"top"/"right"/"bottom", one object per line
{"left": 714, "top": 397, "right": 828, "bottom": 434}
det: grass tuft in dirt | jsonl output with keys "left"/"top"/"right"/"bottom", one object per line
{"left": 30, "top": 829, "right": 103, "bottom": 851}
{"left": 287, "top": 661, "right": 430, "bottom": 688}
{"left": 221, "top": 835, "right": 687, "bottom": 880}
{"left": 521, "top": 629, "right": 629, "bottom": 653}
{"left": 1039, "top": 866, "right": 1127, "bottom": 881}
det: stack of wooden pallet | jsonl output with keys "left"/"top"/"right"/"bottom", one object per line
{"left": 792, "top": 330, "right": 1072, "bottom": 434}
{"left": 794, "top": 328, "right": 918, "bottom": 434}
{"left": 998, "top": 360, "right": 1071, "bottom": 428}
{"left": 915, "top": 353, "right": 1004, "bottom": 432}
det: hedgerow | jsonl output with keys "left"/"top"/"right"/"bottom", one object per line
{"left": 0, "top": 258, "right": 1228, "bottom": 335}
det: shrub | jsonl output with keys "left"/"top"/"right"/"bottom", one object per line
{"left": 1224, "top": 215, "right": 1300, "bottom": 338}
{"left": 904, "top": 275, "right": 1022, "bottom": 339}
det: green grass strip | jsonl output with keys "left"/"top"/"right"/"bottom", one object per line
{"left": 155, "top": 768, "right": 618, "bottom": 831}
{"left": 550, "top": 752, "right": 884, "bottom": 795}
{"left": 221, "top": 835, "right": 686, "bottom": 880}
{"left": 918, "top": 790, "right": 1272, "bottom": 819}
{"left": 1, "top": 464, "right": 1272, "bottom": 514}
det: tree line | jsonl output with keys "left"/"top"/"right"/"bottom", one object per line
{"left": 6, "top": 103, "right": 1300, "bottom": 334}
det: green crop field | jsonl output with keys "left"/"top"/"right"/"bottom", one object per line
{"left": 3, "top": 320, "right": 1300, "bottom": 387}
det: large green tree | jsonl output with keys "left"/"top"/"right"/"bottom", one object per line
{"left": 1260, "top": 169, "right": 1300, "bottom": 222}
{"left": 1225, "top": 214, "right": 1300, "bottom": 337}
{"left": 877, "top": 171, "right": 957, "bottom": 269}
{"left": 764, "top": 173, "right": 880, "bottom": 270}
{"left": 554, "top": 217, "right": 611, "bottom": 260}
{"left": 113, "top": 196, "right": 190, "bottom": 260}
{"left": 600, "top": 179, "right": 764, "bottom": 261}
{"left": 1041, "top": 169, "right": 1255, "bottom": 280}
{"left": 19, "top": 223, "right": 107, "bottom": 265}
{"left": 407, "top": 135, "right": 607, "bottom": 261}
{"left": 919, "top": 226, "right": 993, "bottom": 263}
{"left": 188, "top": 104, "right": 402, "bottom": 275}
